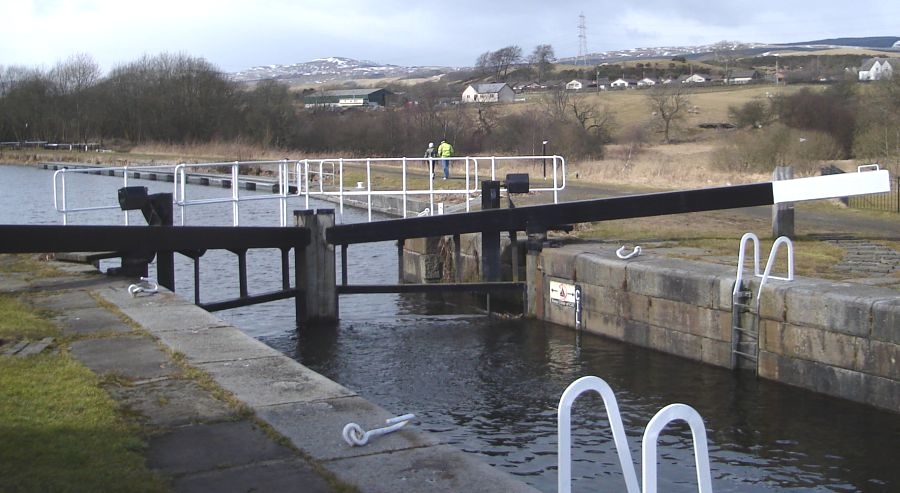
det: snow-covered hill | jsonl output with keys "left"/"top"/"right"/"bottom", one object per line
{"left": 230, "top": 56, "right": 451, "bottom": 84}
{"left": 230, "top": 37, "right": 899, "bottom": 83}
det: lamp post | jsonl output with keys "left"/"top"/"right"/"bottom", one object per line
{"left": 542, "top": 140, "right": 549, "bottom": 179}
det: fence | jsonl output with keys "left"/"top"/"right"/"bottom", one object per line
{"left": 848, "top": 173, "right": 899, "bottom": 213}
{"left": 49, "top": 155, "right": 567, "bottom": 226}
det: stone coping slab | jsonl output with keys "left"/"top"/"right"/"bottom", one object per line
{"left": 152, "top": 324, "right": 283, "bottom": 364}
{"left": 198, "top": 356, "right": 355, "bottom": 408}
{"left": 325, "top": 443, "right": 541, "bottom": 493}
{"left": 258, "top": 396, "right": 440, "bottom": 462}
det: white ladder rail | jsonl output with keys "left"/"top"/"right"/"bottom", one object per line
{"left": 641, "top": 404, "right": 714, "bottom": 493}
{"left": 557, "top": 376, "right": 714, "bottom": 493}
{"left": 557, "top": 376, "right": 640, "bottom": 493}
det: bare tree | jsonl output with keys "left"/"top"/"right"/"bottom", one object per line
{"left": 528, "top": 44, "right": 556, "bottom": 82}
{"left": 543, "top": 87, "right": 569, "bottom": 122}
{"left": 475, "top": 52, "right": 491, "bottom": 75}
{"left": 487, "top": 46, "right": 522, "bottom": 80}
{"left": 569, "top": 93, "right": 615, "bottom": 138}
{"left": 49, "top": 53, "right": 101, "bottom": 95}
{"left": 646, "top": 84, "right": 691, "bottom": 143}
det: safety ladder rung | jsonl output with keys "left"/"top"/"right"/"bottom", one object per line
{"left": 732, "top": 327, "right": 759, "bottom": 339}
{"left": 732, "top": 350, "right": 758, "bottom": 361}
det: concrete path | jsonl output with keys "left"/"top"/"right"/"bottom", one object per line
{"left": 4, "top": 260, "right": 539, "bottom": 493}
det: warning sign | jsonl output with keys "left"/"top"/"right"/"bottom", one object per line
{"left": 550, "top": 280, "right": 576, "bottom": 307}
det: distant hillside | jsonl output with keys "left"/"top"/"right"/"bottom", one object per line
{"left": 230, "top": 56, "right": 454, "bottom": 84}
{"left": 786, "top": 36, "right": 900, "bottom": 48}
{"left": 231, "top": 37, "right": 899, "bottom": 84}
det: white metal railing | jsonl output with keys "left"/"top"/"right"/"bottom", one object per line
{"left": 174, "top": 160, "right": 296, "bottom": 226}
{"left": 50, "top": 155, "right": 567, "bottom": 226}
{"left": 53, "top": 164, "right": 179, "bottom": 225}
{"left": 558, "top": 375, "right": 713, "bottom": 493}
{"left": 295, "top": 155, "right": 566, "bottom": 222}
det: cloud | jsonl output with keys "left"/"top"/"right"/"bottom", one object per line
{"left": 1, "top": 0, "right": 897, "bottom": 74}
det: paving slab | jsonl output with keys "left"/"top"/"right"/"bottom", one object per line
{"left": 325, "top": 443, "right": 542, "bottom": 493}
{"left": 171, "top": 458, "right": 333, "bottom": 493}
{"left": 53, "top": 307, "right": 133, "bottom": 335}
{"left": 28, "top": 290, "right": 99, "bottom": 311}
{"left": 198, "top": 356, "right": 355, "bottom": 408}
{"left": 258, "top": 396, "right": 439, "bottom": 462}
{"left": 153, "top": 324, "right": 282, "bottom": 364}
{"left": 69, "top": 336, "right": 176, "bottom": 380}
{"left": 14, "top": 337, "right": 54, "bottom": 357}
{"left": 146, "top": 420, "right": 295, "bottom": 476}
{"left": 1, "top": 340, "right": 29, "bottom": 356}
{"left": 28, "top": 273, "right": 118, "bottom": 291}
{"left": 105, "top": 379, "right": 237, "bottom": 428}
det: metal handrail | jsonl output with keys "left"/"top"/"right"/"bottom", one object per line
{"left": 53, "top": 164, "right": 178, "bottom": 225}
{"left": 174, "top": 160, "right": 296, "bottom": 226}
{"left": 50, "top": 155, "right": 567, "bottom": 226}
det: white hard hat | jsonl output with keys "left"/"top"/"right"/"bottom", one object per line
{"left": 428, "top": 142, "right": 434, "bottom": 147}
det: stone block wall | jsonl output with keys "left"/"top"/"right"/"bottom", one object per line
{"left": 402, "top": 236, "right": 899, "bottom": 412}
{"left": 756, "top": 280, "right": 900, "bottom": 411}
{"left": 539, "top": 245, "right": 736, "bottom": 368}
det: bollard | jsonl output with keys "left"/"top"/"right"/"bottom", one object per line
{"left": 772, "top": 166, "right": 795, "bottom": 239}
{"left": 295, "top": 209, "right": 337, "bottom": 325}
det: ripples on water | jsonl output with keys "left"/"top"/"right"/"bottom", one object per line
{"left": 3, "top": 164, "right": 898, "bottom": 492}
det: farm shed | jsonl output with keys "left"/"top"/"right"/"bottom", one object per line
{"left": 303, "top": 88, "right": 392, "bottom": 108}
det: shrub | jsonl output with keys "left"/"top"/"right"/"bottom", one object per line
{"left": 728, "top": 100, "right": 772, "bottom": 129}
{"left": 712, "top": 124, "right": 842, "bottom": 174}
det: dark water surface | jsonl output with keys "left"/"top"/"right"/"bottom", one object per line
{"left": 2, "top": 164, "right": 898, "bottom": 492}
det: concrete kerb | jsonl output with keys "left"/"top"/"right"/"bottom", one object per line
{"left": 92, "top": 282, "right": 540, "bottom": 492}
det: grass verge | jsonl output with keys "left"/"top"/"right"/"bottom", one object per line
{"left": 0, "top": 256, "right": 167, "bottom": 492}
{"left": 0, "top": 354, "right": 167, "bottom": 492}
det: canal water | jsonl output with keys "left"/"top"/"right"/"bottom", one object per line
{"left": 2, "top": 164, "right": 898, "bottom": 492}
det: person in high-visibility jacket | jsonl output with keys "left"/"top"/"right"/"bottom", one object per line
{"left": 437, "top": 140, "right": 454, "bottom": 180}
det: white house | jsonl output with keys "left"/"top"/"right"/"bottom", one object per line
{"left": 637, "top": 77, "right": 657, "bottom": 87}
{"left": 680, "top": 73, "right": 711, "bottom": 84}
{"left": 461, "top": 83, "right": 515, "bottom": 103}
{"left": 565, "top": 79, "right": 593, "bottom": 91}
{"left": 858, "top": 58, "right": 895, "bottom": 81}
{"left": 610, "top": 78, "right": 637, "bottom": 88}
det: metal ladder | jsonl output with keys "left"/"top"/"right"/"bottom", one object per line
{"left": 731, "top": 233, "right": 794, "bottom": 372}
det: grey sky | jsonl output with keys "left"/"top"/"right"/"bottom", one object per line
{"left": 2, "top": 0, "right": 897, "bottom": 74}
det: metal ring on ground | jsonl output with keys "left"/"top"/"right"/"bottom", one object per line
{"left": 616, "top": 245, "right": 642, "bottom": 260}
